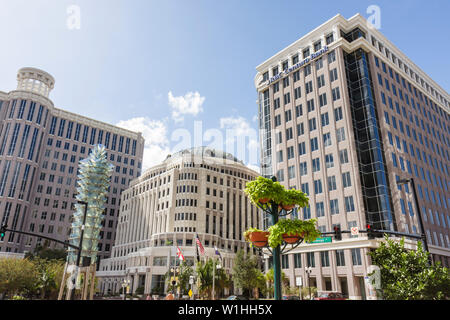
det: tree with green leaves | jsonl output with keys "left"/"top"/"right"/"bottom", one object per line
{"left": 368, "top": 235, "right": 450, "bottom": 300}
{"left": 25, "top": 245, "right": 67, "bottom": 261}
{"left": 0, "top": 258, "right": 38, "bottom": 299}
{"left": 32, "top": 258, "right": 65, "bottom": 299}
{"left": 164, "top": 261, "right": 194, "bottom": 295}
{"left": 196, "top": 258, "right": 230, "bottom": 299}
{"left": 231, "top": 250, "right": 266, "bottom": 299}
{"left": 264, "top": 267, "right": 288, "bottom": 298}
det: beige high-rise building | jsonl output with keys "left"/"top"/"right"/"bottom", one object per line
{"left": 255, "top": 14, "right": 449, "bottom": 299}
{"left": 0, "top": 68, "right": 145, "bottom": 264}
{"left": 96, "top": 147, "right": 261, "bottom": 296}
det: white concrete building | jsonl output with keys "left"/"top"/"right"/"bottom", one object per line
{"left": 96, "top": 147, "right": 261, "bottom": 296}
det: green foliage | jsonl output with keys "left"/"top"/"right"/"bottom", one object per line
{"left": 196, "top": 258, "right": 230, "bottom": 299}
{"left": 0, "top": 257, "right": 65, "bottom": 300}
{"left": 244, "top": 177, "right": 285, "bottom": 207}
{"left": 300, "top": 286, "right": 317, "bottom": 299}
{"left": 264, "top": 268, "right": 288, "bottom": 298}
{"left": 135, "top": 286, "right": 145, "bottom": 295}
{"left": 164, "top": 261, "right": 194, "bottom": 295}
{"left": 232, "top": 250, "right": 265, "bottom": 299}
{"left": 368, "top": 235, "right": 450, "bottom": 300}
{"left": 26, "top": 245, "right": 67, "bottom": 261}
{"left": 177, "top": 262, "right": 194, "bottom": 295}
{"left": 244, "top": 176, "right": 310, "bottom": 211}
{"left": 0, "top": 258, "right": 37, "bottom": 298}
{"left": 280, "top": 189, "right": 309, "bottom": 207}
{"left": 267, "top": 218, "right": 321, "bottom": 248}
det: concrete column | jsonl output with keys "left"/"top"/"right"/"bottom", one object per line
{"left": 144, "top": 269, "right": 152, "bottom": 294}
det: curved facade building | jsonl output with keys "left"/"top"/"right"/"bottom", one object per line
{"left": 0, "top": 68, "right": 145, "bottom": 264}
{"left": 96, "top": 147, "right": 261, "bottom": 296}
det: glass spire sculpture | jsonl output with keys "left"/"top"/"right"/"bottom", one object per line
{"left": 67, "top": 145, "right": 114, "bottom": 265}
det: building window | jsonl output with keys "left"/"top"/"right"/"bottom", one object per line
{"left": 330, "top": 199, "right": 339, "bottom": 215}
{"left": 320, "top": 251, "right": 330, "bottom": 267}
{"left": 335, "top": 250, "right": 345, "bottom": 266}
{"left": 351, "top": 248, "right": 362, "bottom": 265}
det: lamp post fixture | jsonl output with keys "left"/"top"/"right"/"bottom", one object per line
{"left": 396, "top": 178, "right": 431, "bottom": 263}
{"left": 212, "top": 260, "right": 221, "bottom": 300}
{"left": 170, "top": 267, "right": 179, "bottom": 298}
{"left": 305, "top": 266, "right": 312, "bottom": 300}
{"left": 122, "top": 278, "right": 130, "bottom": 300}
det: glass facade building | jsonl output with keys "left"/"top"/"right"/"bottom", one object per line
{"left": 254, "top": 14, "right": 449, "bottom": 299}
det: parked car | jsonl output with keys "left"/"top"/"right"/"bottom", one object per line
{"left": 226, "top": 295, "right": 247, "bottom": 300}
{"left": 282, "top": 295, "right": 301, "bottom": 300}
{"left": 314, "top": 292, "right": 346, "bottom": 300}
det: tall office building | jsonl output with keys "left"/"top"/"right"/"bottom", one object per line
{"left": 96, "top": 147, "right": 261, "bottom": 295}
{"left": 255, "top": 14, "right": 449, "bottom": 299}
{"left": 0, "top": 68, "right": 145, "bottom": 264}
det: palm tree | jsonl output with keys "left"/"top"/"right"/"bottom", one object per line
{"left": 196, "top": 259, "right": 230, "bottom": 299}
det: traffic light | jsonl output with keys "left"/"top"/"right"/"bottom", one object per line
{"left": 333, "top": 225, "right": 342, "bottom": 241}
{"left": 367, "top": 224, "right": 375, "bottom": 239}
{"left": 0, "top": 224, "right": 6, "bottom": 238}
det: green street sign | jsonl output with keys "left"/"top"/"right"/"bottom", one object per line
{"left": 308, "top": 237, "right": 332, "bottom": 244}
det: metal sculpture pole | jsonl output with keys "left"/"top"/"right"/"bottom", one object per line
{"left": 65, "top": 145, "right": 113, "bottom": 300}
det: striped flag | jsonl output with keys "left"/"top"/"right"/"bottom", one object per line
{"left": 176, "top": 246, "right": 185, "bottom": 261}
{"left": 196, "top": 234, "right": 205, "bottom": 255}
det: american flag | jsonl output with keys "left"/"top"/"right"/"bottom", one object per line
{"left": 176, "top": 246, "right": 185, "bottom": 261}
{"left": 196, "top": 234, "right": 205, "bottom": 255}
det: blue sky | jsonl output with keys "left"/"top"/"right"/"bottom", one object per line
{"left": 1, "top": 0, "right": 449, "bottom": 170}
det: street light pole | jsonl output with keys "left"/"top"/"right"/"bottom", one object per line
{"left": 70, "top": 200, "right": 88, "bottom": 300}
{"left": 305, "top": 267, "right": 312, "bottom": 300}
{"left": 212, "top": 259, "right": 216, "bottom": 300}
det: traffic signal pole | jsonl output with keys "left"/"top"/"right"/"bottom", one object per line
{"left": 0, "top": 226, "right": 79, "bottom": 250}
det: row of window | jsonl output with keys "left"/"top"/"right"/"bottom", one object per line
{"left": 0, "top": 123, "right": 41, "bottom": 162}
{"left": 371, "top": 35, "right": 449, "bottom": 108}
{"left": 379, "top": 84, "right": 449, "bottom": 161}
{"left": 48, "top": 116, "right": 138, "bottom": 156}
{"left": 277, "top": 149, "right": 350, "bottom": 182}
{"left": 375, "top": 56, "right": 449, "bottom": 144}
{"left": 262, "top": 34, "right": 336, "bottom": 81}
{"left": 273, "top": 248, "right": 363, "bottom": 269}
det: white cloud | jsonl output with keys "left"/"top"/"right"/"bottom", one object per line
{"left": 116, "top": 117, "right": 171, "bottom": 170}
{"left": 246, "top": 164, "right": 261, "bottom": 174}
{"left": 168, "top": 91, "right": 205, "bottom": 122}
{"left": 219, "top": 116, "right": 259, "bottom": 168}
{"left": 220, "top": 116, "right": 254, "bottom": 136}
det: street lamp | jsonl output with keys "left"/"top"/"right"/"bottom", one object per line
{"left": 212, "top": 261, "right": 221, "bottom": 300}
{"left": 122, "top": 278, "right": 130, "bottom": 300}
{"left": 305, "top": 266, "right": 312, "bottom": 300}
{"left": 170, "top": 267, "right": 179, "bottom": 298}
{"left": 396, "top": 178, "right": 430, "bottom": 262}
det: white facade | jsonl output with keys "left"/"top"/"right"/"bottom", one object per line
{"left": 96, "top": 147, "right": 261, "bottom": 296}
